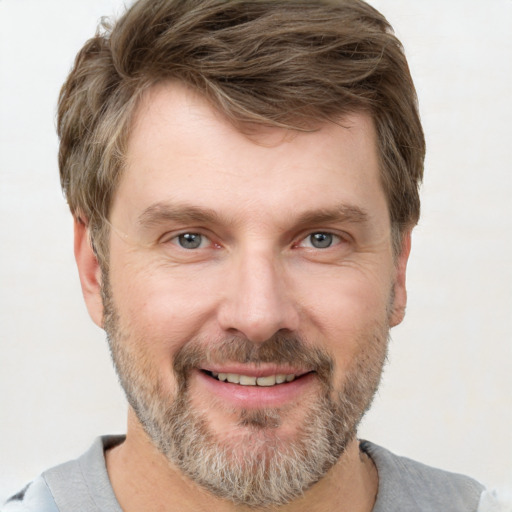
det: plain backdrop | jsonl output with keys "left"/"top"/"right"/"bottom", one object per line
{"left": 1, "top": 0, "right": 511, "bottom": 502}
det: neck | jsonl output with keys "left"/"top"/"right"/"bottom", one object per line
{"left": 105, "top": 410, "right": 378, "bottom": 512}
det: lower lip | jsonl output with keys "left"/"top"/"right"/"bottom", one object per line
{"left": 193, "top": 370, "right": 317, "bottom": 409}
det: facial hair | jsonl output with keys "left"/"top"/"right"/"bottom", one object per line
{"left": 102, "top": 280, "right": 389, "bottom": 508}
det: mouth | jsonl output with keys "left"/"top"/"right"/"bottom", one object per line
{"left": 203, "top": 370, "right": 305, "bottom": 387}
{"left": 193, "top": 365, "right": 317, "bottom": 408}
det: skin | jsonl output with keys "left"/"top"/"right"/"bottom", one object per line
{"left": 75, "top": 82, "right": 411, "bottom": 512}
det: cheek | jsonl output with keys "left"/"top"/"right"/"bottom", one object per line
{"left": 109, "top": 260, "right": 222, "bottom": 348}
{"left": 301, "top": 267, "right": 392, "bottom": 325}
{"left": 296, "top": 269, "right": 392, "bottom": 367}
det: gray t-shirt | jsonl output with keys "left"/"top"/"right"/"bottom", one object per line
{"left": 2, "top": 436, "right": 484, "bottom": 511}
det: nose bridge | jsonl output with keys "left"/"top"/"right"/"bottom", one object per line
{"left": 218, "top": 244, "right": 299, "bottom": 343}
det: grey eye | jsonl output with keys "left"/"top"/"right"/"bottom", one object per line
{"left": 178, "top": 233, "right": 203, "bottom": 249}
{"left": 309, "top": 233, "right": 333, "bottom": 248}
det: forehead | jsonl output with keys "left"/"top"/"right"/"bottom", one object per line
{"left": 129, "top": 81, "right": 376, "bottom": 154}
{"left": 113, "top": 82, "right": 387, "bottom": 230}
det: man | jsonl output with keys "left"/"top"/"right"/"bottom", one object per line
{"left": 3, "top": 0, "right": 486, "bottom": 511}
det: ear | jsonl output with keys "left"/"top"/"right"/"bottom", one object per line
{"left": 389, "top": 230, "right": 412, "bottom": 327}
{"left": 74, "top": 217, "right": 104, "bottom": 328}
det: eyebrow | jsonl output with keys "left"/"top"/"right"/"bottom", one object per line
{"left": 138, "top": 202, "right": 225, "bottom": 229}
{"left": 137, "top": 201, "right": 369, "bottom": 231}
{"left": 294, "top": 205, "right": 369, "bottom": 227}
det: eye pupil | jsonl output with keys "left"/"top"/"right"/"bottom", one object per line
{"left": 178, "top": 233, "right": 202, "bottom": 249}
{"left": 310, "top": 233, "right": 333, "bottom": 248}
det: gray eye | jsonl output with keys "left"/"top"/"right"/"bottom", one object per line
{"left": 309, "top": 233, "right": 333, "bottom": 248}
{"left": 178, "top": 233, "right": 203, "bottom": 249}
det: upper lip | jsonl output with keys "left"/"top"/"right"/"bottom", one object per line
{"left": 200, "top": 365, "right": 312, "bottom": 378}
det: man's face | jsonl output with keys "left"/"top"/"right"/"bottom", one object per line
{"left": 83, "top": 82, "right": 409, "bottom": 506}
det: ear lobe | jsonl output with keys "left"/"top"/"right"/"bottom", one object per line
{"left": 74, "top": 218, "right": 104, "bottom": 328}
{"left": 389, "top": 231, "right": 412, "bottom": 327}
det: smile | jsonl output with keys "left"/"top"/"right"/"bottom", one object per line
{"left": 207, "top": 371, "right": 297, "bottom": 387}
{"left": 196, "top": 368, "right": 317, "bottom": 408}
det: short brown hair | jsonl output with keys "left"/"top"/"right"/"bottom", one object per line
{"left": 58, "top": 0, "right": 425, "bottom": 264}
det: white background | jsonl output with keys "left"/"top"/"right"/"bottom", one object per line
{"left": 1, "top": 0, "right": 511, "bottom": 503}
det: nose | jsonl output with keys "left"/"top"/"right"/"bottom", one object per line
{"left": 217, "top": 250, "right": 300, "bottom": 343}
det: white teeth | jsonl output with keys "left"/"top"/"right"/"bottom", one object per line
{"left": 239, "top": 375, "right": 257, "bottom": 386}
{"left": 256, "top": 375, "right": 276, "bottom": 387}
{"left": 212, "top": 371, "right": 297, "bottom": 386}
{"left": 226, "top": 373, "right": 240, "bottom": 384}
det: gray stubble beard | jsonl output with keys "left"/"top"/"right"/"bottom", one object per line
{"left": 102, "top": 281, "right": 388, "bottom": 508}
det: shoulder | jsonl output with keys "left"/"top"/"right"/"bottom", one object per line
{"left": 2, "top": 436, "right": 124, "bottom": 512}
{"left": 361, "top": 440, "right": 485, "bottom": 512}
{"left": 1, "top": 476, "right": 58, "bottom": 512}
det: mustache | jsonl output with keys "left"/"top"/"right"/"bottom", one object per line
{"left": 172, "top": 332, "right": 334, "bottom": 390}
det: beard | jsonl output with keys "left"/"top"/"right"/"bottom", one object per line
{"left": 102, "top": 280, "right": 389, "bottom": 508}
